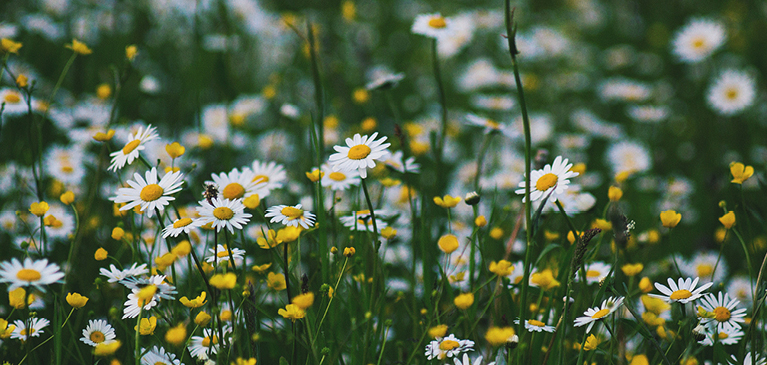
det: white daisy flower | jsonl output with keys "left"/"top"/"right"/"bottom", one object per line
{"left": 205, "top": 244, "right": 246, "bottom": 265}
{"left": 681, "top": 251, "right": 727, "bottom": 284}
{"left": 99, "top": 263, "right": 149, "bottom": 283}
{"left": 108, "top": 124, "right": 159, "bottom": 171}
{"left": 0, "top": 257, "right": 64, "bottom": 292}
{"left": 726, "top": 276, "right": 753, "bottom": 306}
{"left": 0, "top": 88, "right": 29, "bottom": 117}
{"left": 699, "top": 322, "right": 744, "bottom": 346}
{"left": 80, "top": 319, "right": 117, "bottom": 347}
{"left": 339, "top": 210, "right": 390, "bottom": 232}
{"left": 574, "top": 296, "right": 624, "bottom": 332}
{"left": 706, "top": 70, "right": 756, "bottom": 116}
{"left": 382, "top": 150, "right": 420, "bottom": 174}
{"left": 671, "top": 18, "right": 725, "bottom": 63}
{"left": 250, "top": 160, "right": 287, "bottom": 197}
{"left": 411, "top": 13, "right": 456, "bottom": 39}
{"left": 111, "top": 167, "right": 184, "bottom": 218}
{"left": 141, "top": 345, "right": 182, "bottom": 365}
{"left": 730, "top": 352, "right": 767, "bottom": 365}
{"left": 627, "top": 105, "right": 669, "bottom": 123}
{"left": 207, "top": 168, "right": 264, "bottom": 201}
{"left": 606, "top": 140, "right": 652, "bottom": 176}
{"left": 11, "top": 317, "right": 50, "bottom": 341}
{"left": 162, "top": 217, "right": 202, "bottom": 238}
{"left": 697, "top": 292, "right": 747, "bottom": 331}
{"left": 121, "top": 275, "right": 177, "bottom": 300}
{"left": 320, "top": 164, "right": 361, "bottom": 191}
{"left": 424, "top": 334, "right": 474, "bottom": 360}
{"left": 196, "top": 197, "right": 252, "bottom": 233}
{"left": 365, "top": 72, "right": 405, "bottom": 91}
{"left": 328, "top": 132, "right": 391, "bottom": 179}
{"left": 123, "top": 289, "right": 159, "bottom": 319}
{"left": 453, "top": 353, "right": 496, "bottom": 365}
{"left": 515, "top": 318, "right": 556, "bottom": 333}
{"left": 189, "top": 326, "right": 230, "bottom": 359}
{"left": 650, "top": 277, "right": 713, "bottom": 304}
{"left": 465, "top": 113, "right": 505, "bottom": 134}
{"left": 575, "top": 262, "right": 612, "bottom": 285}
{"left": 265, "top": 204, "right": 316, "bottom": 229}
{"left": 515, "top": 155, "right": 579, "bottom": 202}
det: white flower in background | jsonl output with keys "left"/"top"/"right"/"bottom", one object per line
{"left": 707, "top": 70, "right": 756, "bottom": 116}
{"left": 672, "top": 18, "right": 726, "bottom": 63}
{"left": 108, "top": 124, "right": 159, "bottom": 171}
{"left": 411, "top": 13, "right": 456, "bottom": 39}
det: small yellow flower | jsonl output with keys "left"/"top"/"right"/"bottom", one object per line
{"left": 730, "top": 162, "right": 754, "bottom": 184}
{"left": 381, "top": 226, "right": 397, "bottom": 239}
{"left": 582, "top": 334, "right": 600, "bottom": 351}
{"left": 165, "top": 323, "right": 187, "bottom": 346}
{"left": 628, "top": 354, "right": 649, "bottom": 365}
{"left": 342, "top": 1, "right": 356, "bottom": 21}
{"left": 608, "top": 186, "right": 623, "bottom": 201}
{"left": 210, "top": 273, "right": 237, "bottom": 289}
{"left": 66, "top": 39, "right": 92, "bottom": 55}
{"left": 639, "top": 277, "right": 653, "bottom": 293}
{"left": 251, "top": 263, "right": 272, "bottom": 274}
{"left": 59, "top": 191, "right": 75, "bottom": 205}
{"left": 29, "top": 201, "right": 50, "bottom": 217}
{"left": 16, "top": 74, "right": 28, "bottom": 87}
{"left": 453, "top": 292, "right": 474, "bottom": 310}
{"left": 111, "top": 227, "right": 125, "bottom": 240}
{"left": 0, "top": 318, "right": 16, "bottom": 339}
{"left": 475, "top": 215, "right": 487, "bottom": 227}
{"left": 9, "top": 287, "right": 30, "bottom": 309}
{"left": 278, "top": 304, "right": 306, "bottom": 322}
{"left": 530, "top": 269, "right": 560, "bottom": 291}
{"left": 352, "top": 88, "right": 369, "bottom": 104}
{"left": 343, "top": 247, "right": 356, "bottom": 257}
{"left": 360, "top": 117, "right": 377, "bottom": 132}
{"left": 96, "top": 84, "right": 112, "bottom": 100}
{"left": 94, "top": 248, "right": 108, "bottom": 261}
{"left": 292, "top": 292, "right": 315, "bottom": 309}
{"left": 136, "top": 316, "right": 157, "bottom": 335}
{"left": 489, "top": 260, "right": 514, "bottom": 276}
{"left": 680, "top": 357, "right": 699, "bottom": 365}
{"left": 660, "top": 210, "right": 681, "bottom": 228}
{"left": 428, "top": 324, "right": 448, "bottom": 338}
{"left": 306, "top": 168, "right": 324, "bottom": 182}
{"left": 180, "top": 292, "right": 207, "bottom": 308}
{"left": 66, "top": 292, "right": 89, "bottom": 308}
{"left": 166, "top": 142, "right": 186, "bottom": 159}
{"left": 433, "top": 195, "right": 461, "bottom": 208}
{"left": 641, "top": 295, "right": 670, "bottom": 315}
{"left": 621, "top": 263, "right": 643, "bottom": 277}
{"left": 437, "top": 234, "right": 459, "bottom": 254}
{"left": 485, "top": 326, "right": 515, "bottom": 346}
{"left": 489, "top": 227, "right": 504, "bottom": 240}
{"left": 125, "top": 45, "right": 138, "bottom": 61}
{"left": 276, "top": 226, "right": 301, "bottom": 243}
{"left": 0, "top": 38, "right": 22, "bottom": 53}
{"left": 94, "top": 340, "right": 121, "bottom": 356}
{"left": 195, "top": 311, "right": 212, "bottom": 326}
{"left": 232, "top": 357, "right": 258, "bottom": 365}
{"left": 718, "top": 211, "right": 736, "bottom": 229}
{"left": 243, "top": 194, "right": 261, "bottom": 209}
{"left": 267, "top": 272, "right": 286, "bottom": 291}
{"left": 93, "top": 129, "right": 115, "bottom": 142}
{"left": 171, "top": 240, "right": 191, "bottom": 257}
{"left": 544, "top": 230, "right": 560, "bottom": 241}
{"left": 593, "top": 219, "right": 612, "bottom": 231}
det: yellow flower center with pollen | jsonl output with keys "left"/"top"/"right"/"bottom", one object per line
{"left": 591, "top": 308, "right": 610, "bottom": 319}
{"left": 718, "top": 332, "right": 728, "bottom": 339}
{"left": 122, "top": 139, "right": 141, "bottom": 154}
{"left": 16, "top": 268, "right": 42, "bottom": 282}
{"left": 714, "top": 306, "right": 731, "bottom": 322}
{"left": 692, "top": 37, "right": 706, "bottom": 49}
{"left": 329, "top": 172, "right": 347, "bottom": 181}
{"left": 4, "top": 92, "right": 21, "bottom": 103}
{"left": 222, "top": 183, "right": 245, "bottom": 199}
{"left": 202, "top": 335, "right": 218, "bottom": 347}
{"left": 428, "top": 17, "right": 447, "bottom": 29}
{"left": 535, "top": 173, "right": 558, "bottom": 191}
{"left": 213, "top": 207, "right": 234, "bottom": 220}
{"left": 528, "top": 319, "right": 546, "bottom": 327}
{"left": 725, "top": 88, "right": 738, "bottom": 100}
{"left": 696, "top": 264, "right": 714, "bottom": 278}
{"left": 173, "top": 218, "right": 193, "bottom": 228}
{"left": 670, "top": 289, "right": 692, "bottom": 300}
{"left": 281, "top": 206, "right": 303, "bottom": 219}
{"left": 347, "top": 145, "right": 372, "bottom": 160}
{"left": 252, "top": 175, "right": 269, "bottom": 184}
{"left": 140, "top": 184, "right": 164, "bottom": 202}
{"left": 439, "top": 339, "right": 460, "bottom": 351}
{"left": 90, "top": 331, "right": 105, "bottom": 343}
{"left": 486, "top": 119, "right": 500, "bottom": 129}
{"left": 586, "top": 270, "right": 601, "bottom": 278}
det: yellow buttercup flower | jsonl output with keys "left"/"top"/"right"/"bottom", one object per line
{"left": 251, "top": 263, "right": 272, "bottom": 274}
{"left": 582, "top": 334, "right": 600, "bottom": 351}
{"left": 195, "top": 311, "right": 212, "bottom": 326}
{"left": 94, "top": 248, "right": 108, "bottom": 261}
{"left": 60, "top": 191, "right": 75, "bottom": 205}
{"left": 111, "top": 227, "right": 125, "bottom": 240}
{"left": 125, "top": 45, "right": 138, "bottom": 61}
{"left": 278, "top": 304, "right": 305, "bottom": 322}
{"left": 381, "top": 226, "right": 397, "bottom": 239}
{"left": 453, "top": 292, "right": 474, "bottom": 310}
{"left": 718, "top": 211, "right": 735, "bottom": 229}
{"left": 16, "top": 74, "right": 28, "bottom": 87}
{"left": 267, "top": 272, "right": 286, "bottom": 291}
{"left": 136, "top": 316, "right": 157, "bottom": 335}
{"left": 166, "top": 142, "right": 186, "bottom": 159}
{"left": 292, "top": 292, "right": 315, "bottom": 309}
{"left": 343, "top": 247, "right": 356, "bottom": 257}
{"left": 621, "top": 263, "right": 643, "bottom": 277}
{"left": 306, "top": 168, "right": 324, "bottom": 182}
{"left": 489, "top": 260, "right": 514, "bottom": 276}
{"left": 608, "top": 186, "right": 623, "bottom": 201}
{"left": 243, "top": 194, "right": 261, "bottom": 209}
{"left": 428, "top": 324, "right": 447, "bottom": 338}
{"left": 180, "top": 292, "right": 207, "bottom": 308}
{"left": 29, "top": 201, "right": 49, "bottom": 217}
{"left": 639, "top": 277, "right": 653, "bottom": 293}
{"left": 210, "top": 273, "right": 237, "bottom": 289}
{"left": 433, "top": 195, "right": 461, "bottom": 208}
{"left": 660, "top": 210, "right": 681, "bottom": 228}
{"left": 9, "top": 287, "right": 31, "bottom": 309}
{"left": 730, "top": 162, "right": 753, "bottom": 184}
{"left": 0, "top": 318, "right": 16, "bottom": 339}
{"left": 438, "top": 234, "right": 459, "bottom": 254}
{"left": 93, "top": 129, "right": 115, "bottom": 142}
{"left": 94, "top": 340, "right": 121, "bottom": 356}
{"left": 485, "top": 326, "right": 515, "bottom": 346}
{"left": 66, "top": 39, "right": 92, "bottom": 55}
{"left": 0, "top": 38, "right": 22, "bottom": 53}
{"left": 475, "top": 215, "right": 487, "bottom": 227}
{"left": 165, "top": 323, "right": 187, "bottom": 346}
{"left": 66, "top": 292, "right": 89, "bottom": 308}
{"left": 530, "top": 269, "right": 560, "bottom": 291}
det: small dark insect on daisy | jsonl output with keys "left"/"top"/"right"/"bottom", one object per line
{"left": 203, "top": 183, "right": 219, "bottom": 204}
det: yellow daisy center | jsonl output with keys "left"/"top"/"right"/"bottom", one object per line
{"left": 122, "top": 139, "right": 141, "bottom": 154}
{"left": 535, "top": 173, "right": 558, "bottom": 191}
{"left": 252, "top": 174, "right": 269, "bottom": 184}
{"left": 61, "top": 165, "right": 74, "bottom": 173}
{"left": 428, "top": 17, "right": 447, "bottom": 29}
{"left": 217, "top": 250, "right": 230, "bottom": 258}
{"left": 691, "top": 37, "right": 706, "bottom": 49}
{"left": 670, "top": 289, "right": 692, "bottom": 300}
{"left": 591, "top": 308, "right": 610, "bottom": 319}
{"left": 213, "top": 207, "right": 234, "bottom": 220}
{"left": 4, "top": 92, "right": 21, "bottom": 103}
{"left": 486, "top": 119, "right": 500, "bottom": 129}
{"left": 725, "top": 88, "right": 738, "bottom": 100}
{"left": 586, "top": 270, "right": 601, "bottom": 278}
{"left": 714, "top": 306, "right": 731, "bottom": 322}
{"left": 90, "top": 331, "right": 105, "bottom": 343}
{"left": 21, "top": 328, "right": 35, "bottom": 336}
{"left": 329, "top": 172, "right": 347, "bottom": 181}
{"left": 528, "top": 319, "right": 546, "bottom": 327}
{"left": 16, "top": 268, "right": 42, "bottom": 282}
{"left": 696, "top": 263, "right": 714, "bottom": 278}
{"left": 222, "top": 182, "right": 245, "bottom": 199}
{"left": 140, "top": 184, "right": 164, "bottom": 202}
{"left": 173, "top": 218, "right": 193, "bottom": 228}
{"left": 202, "top": 335, "right": 218, "bottom": 347}
{"left": 281, "top": 207, "right": 303, "bottom": 219}
{"left": 439, "top": 339, "right": 460, "bottom": 351}
{"left": 718, "top": 332, "right": 728, "bottom": 339}
{"left": 347, "top": 145, "right": 372, "bottom": 160}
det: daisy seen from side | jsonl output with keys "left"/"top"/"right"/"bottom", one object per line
{"left": 250, "top": 160, "right": 287, "bottom": 197}
{"left": 11, "top": 317, "right": 50, "bottom": 341}
{"left": 515, "top": 318, "right": 556, "bottom": 333}
{"left": 162, "top": 217, "right": 201, "bottom": 238}
{"left": 99, "top": 263, "right": 149, "bottom": 283}
{"left": 328, "top": 132, "right": 391, "bottom": 179}
{"left": 699, "top": 322, "right": 744, "bottom": 346}
{"left": 206, "top": 244, "right": 246, "bottom": 265}
{"left": 141, "top": 345, "right": 182, "bottom": 365}
{"left": 412, "top": 13, "right": 455, "bottom": 39}
{"left": 108, "top": 124, "right": 159, "bottom": 171}
{"left": 515, "top": 155, "right": 579, "bottom": 202}
{"left": 196, "top": 197, "right": 252, "bottom": 234}
{"left": 574, "top": 296, "right": 624, "bottom": 332}
{"left": 424, "top": 334, "right": 475, "bottom": 360}
{"left": 650, "top": 277, "right": 713, "bottom": 304}
{"left": 452, "top": 353, "right": 496, "bottom": 365}
{"left": 0, "top": 257, "right": 64, "bottom": 292}
{"left": 80, "top": 319, "right": 117, "bottom": 347}
{"left": 111, "top": 167, "right": 184, "bottom": 218}
{"left": 265, "top": 204, "right": 316, "bottom": 229}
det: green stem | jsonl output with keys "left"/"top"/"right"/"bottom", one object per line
{"left": 431, "top": 38, "right": 448, "bottom": 171}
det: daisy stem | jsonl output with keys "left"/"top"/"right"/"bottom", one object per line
{"left": 375, "top": 324, "right": 391, "bottom": 365}
{"left": 431, "top": 38, "right": 448, "bottom": 172}
{"left": 473, "top": 132, "right": 493, "bottom": 193}
{"left": 224, "top": 230, "right": 239, "bottom": 273}
{"left": 19, "top": 308, "right": 76, "bottom": 364}
{"left": 360, "top": 178, "right": 380, "bottom": 247}
{"left": 609, "top": 287, "right": 672, "bottom": 365}
{"left": 135, "top": 308, "right": 142, "bottom": 365}
{"left": 311, "top": 257, "right": 348, "bottom": 345}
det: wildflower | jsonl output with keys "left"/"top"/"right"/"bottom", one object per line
{"left": 99, "top": 263, "right": 148, "bottom": 283}
{"left": 697, "top": 292, "right": 747, "bottom": 331}
{"left": 0, "top": 38, "right": 22, "bottom": 53}
{"left": 453, "top": 354, "right": 497, "bottom": 365}
{"left": 210, "top": 273, "right": 237, "bottom": 289}
{"left": 353, "top": 88, "right": 370, "bottom": 104}
{"left": 267, "top": 272, "right": 286, "bottom": 291}
{"left": 474, "top": 215, "right": 487, "bottom": 227}
{"left": 137, "top": 316, "right": 157, "bottom": 335}
{"left": 189, "top": 327, "right": 227, "bottom": 358}
{"left": 730, "top": 162, "right": 754, "bottom": 184}
{"left": 14, "top": 74, "right": 27, "bottom": 87}
{"left": 180, "top": 292, "right": 207, "bottom": 308}
{"left": 707, "top": 70, "right": 755, "bottom": 116}
{"left": 698, "top": 323, "right": 744, "bottom": 346}
{"left": 454, "top": 293, "right": 474, "bottom": 310}
{"left": 233, "top": 357, "right": 258, "bottom": 365}
{"left": 11, "top": 317, "right": 49, "bottom": 341}
{"left": 97, "top": 84, "right": 112, "bottom": 99}
{"left": 111, "top": 168, "right": 184, "bottom": 218}
{"left": 489, "top": 260, "right": 513, "bottom": 276}
{"left": 243, "top": 194, "right": 260, "bottom": 209}
{"left": 576, "top": 262, "right": 612, "bottom": 284}
{"left": 608, "top": 186, "right": 623, "bottom": 202}
{"left": 621, "top": 263, "right": 644, "bottom": 277}
{"left": 141, "top": 346, "right": 181, "bottom": 365}
{"left": 515, "top": 319, "right": 556, "bottom": 333}
{"left": 162, "top": 217, "right": 201, "bottom": 238}
{"left": 94, "top": 340, "right": 121, "bottom": 356}
{"left": 343, "top": 247, "right": 356, "bottom": 257}
{"left": 66, "top": 39, "right": 92, "bottom": 55}
{"left": 196, "top": 197, "right": 252, "bottom": 233}
{"left": 0, "top": 318, "right": 16, "bottom": 339}
{"left": 328, "top": 132, "right": 391, "bottom": 179}
{"left": 165, "top": 142, "right": 185, "bottom": 159}
{"left": 93, "top": 129, "right": 115, "bottom": 142}
{"left": 434, "top": 195, "right": 461, "bottom": 208}
{"left": 660, "top": 210, "right": 681, "bottom": 228}
{"left": 195, "top": 311, "right": 212, "bottom": 326}
{"left": 424, "top": 334, "right": 474, "bottom": 360}
{"left": 515, "top": 156, "right": 579, "bottom": 202}
{"left": 438, "top": 234, "right": 460, "bottom": 254}
{"left": 365, "top": 72, "right": 405, "bottom": 91}
{"left": 582, "top": 334, "right": 600, "bottom": 351}
{"left": 94, "top": 248, "right": 108, "bottom": 261}
{"left": 278, "top": 304, "right": 306, "bottom": 322}
{"left": 250, "top": 160, "right": 286, "bottom": 197}
{"left": 125, "top": 45, "right": 138, "bottom": 60}
{"left": 381, "top": 226, "right": 397, "bottom": 239}
{"left": 60, "top": 191, "right": 75, "bottom": 205}
{"left": 574, "top": 296, "right": 624, "bottom": 332}
{"left": 650, "top": 277, "right": 713, "bottom": 304}
{"left": 209, "top": 168, "right": 264, "bottom": 201}
{"left": 671, "top": 19, "right": 725, "bottom": 63}
{"left": 484, "top": 326, "right": 515, "bottom": 346}
{"left": 292, "top": 292, "right": 315, "bottom": 309}
{"left": 306, "top": 168, "right": 324, "bottom": 182}
{"left": 530, "top": 269, "right": 560, "bottom": 291}
{"left": 108, "top": 124, "right": 158, "bottom": 171}
{"left": 206, "top": 244, "right": 246, "bottom": 265}
{"left": 489, "top": 227, "right": 503, "bottom": 239}
{"left": 81, "top": 319, "right": 116, "bottom": 347}
{"left": 265, "top": 204, "right": 316, "bottom": 229}
{"left": 123, "top": 289, "right": 158, "bottom": 319}
{"left": 0, "top": 257, "right": 64, "bottom": 292}
{"left": 412, "top": 13, "right": 455, "bottom": 39}
{"left": 165, "top": 323, "right": 187, "bottom": 346}
{"left": 428, "top": 324, "right": 448, "bottom": 338}
{"left": 340, "top": 210, "right": 389, "bottom": 232}
{"left": 29, "top": 201, "right": 49, "bottom": 217}
{"left": 67, "top": 292, "right": 89, "bottom": 308}
{"left": 321, "top": 164, "right": 361, "bottom": 191}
